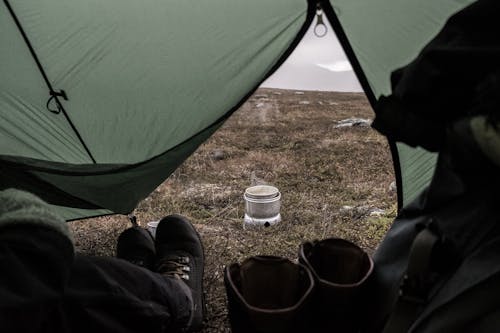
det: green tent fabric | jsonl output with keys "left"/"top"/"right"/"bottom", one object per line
{"left": 1, "top": 0, "right": 314, "bottom": 220}
{"left": 0, "top": 0, "right": 477, "bottom": 220}
{"left": 323, "top": 0, "right": 476, "bottom": 206}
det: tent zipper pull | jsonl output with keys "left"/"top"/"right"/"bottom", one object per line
{"left": 314, "top": 3, "right": 327, "bottom": 37}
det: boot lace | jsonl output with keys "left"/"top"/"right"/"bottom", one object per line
{"left": 157, "top": 256, "right": 191, "bottom": 280}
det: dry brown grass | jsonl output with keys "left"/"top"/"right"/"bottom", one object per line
{"left": 69, "top": 88, "right": 396, "bottom": 332}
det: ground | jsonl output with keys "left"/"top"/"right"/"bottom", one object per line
{"left": 69, "top": 88, "right": 396, "bottom": 332}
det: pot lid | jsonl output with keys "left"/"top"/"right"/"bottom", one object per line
{"left": 245, "top": 185, "right": 280, "bottom": 199}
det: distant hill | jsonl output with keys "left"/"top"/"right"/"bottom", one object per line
{"left": 261, "top": 63, "right": 362, "bottom": 92}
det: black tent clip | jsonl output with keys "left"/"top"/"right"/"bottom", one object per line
{"left": 46, "top": 89, "right": 68, "bottom": 114}
{"left": 128, "top": 214, "right": 139, "bottom": 227}
{"left": 314, "top": 4, "right": 327, "bottom": 37}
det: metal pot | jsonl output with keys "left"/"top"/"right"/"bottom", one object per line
{"left": 243, "top": 185, "right": 281, "bottom": 227}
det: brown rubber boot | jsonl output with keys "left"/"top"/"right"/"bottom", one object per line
{"left": 298, "top": 238, "right": 374, "bottom": 333}
{"left": 224, "top": 256, "right": 315, "bottom": 333}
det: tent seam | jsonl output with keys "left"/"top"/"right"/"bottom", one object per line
{"left": 0, "top": 0, "right": 318, "bottom": 178}
{"left": 3, "top": 0, "right": 97, "bottom": 164}
{"left": 320, "top": 0, "right": 404, "bottom": 210}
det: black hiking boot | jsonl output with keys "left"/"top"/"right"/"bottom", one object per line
{"left": 298, "top": 238, "right": 374, "bottom": 333}
{"left": 224, "top": 256, "right": 315, "bottom": 333}
{"left": 155, "top": 214, "right": 205, "bottom": 332}
{"left": 116, "top": 226, "right": 156, "bottom": 269}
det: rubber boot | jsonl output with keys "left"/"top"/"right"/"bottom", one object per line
{"left": 224, "top": 256, "right": 315, "bottom": 333}
{"left": 298, "top": 238, "right": 374, "bottom": 333}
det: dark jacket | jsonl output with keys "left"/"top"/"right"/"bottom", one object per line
{"left": 370, "top": 0, "right": 500, "bottom": 331}
{"left": 0, "top": 189, "right": 191, "bottom": 333}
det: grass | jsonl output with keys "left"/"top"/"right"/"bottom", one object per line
{"left": 69, "top": 88, "right": 396, "bottom": 332}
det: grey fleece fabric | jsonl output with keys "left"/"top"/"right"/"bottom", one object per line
{"left": 0, "top": 188, "right": 73, "bottom": 245}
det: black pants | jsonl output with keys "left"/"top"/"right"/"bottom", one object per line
{"left": 0, "top": 225, "right": 192, "bottom": 333}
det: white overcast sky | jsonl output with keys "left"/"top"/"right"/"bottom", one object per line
{"left": 262, "top": 17, "right": 362, "bottom": 92}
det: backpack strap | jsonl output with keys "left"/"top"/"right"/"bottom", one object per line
{"left": 382, "top": 224, "right": 440, "bottom": 333}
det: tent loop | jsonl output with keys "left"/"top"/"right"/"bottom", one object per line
{"left": 46, "top": 90, "right": 68, "bottom": 114}
{"left": 314, "top": 3, "right": 327, "bottom": 38}
{"left": 128, "top": 214, "right": 138, "bottom": 227}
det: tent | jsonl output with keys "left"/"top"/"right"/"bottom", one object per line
{"left": 0, "top": 0, "right": 476, "bottom": 221}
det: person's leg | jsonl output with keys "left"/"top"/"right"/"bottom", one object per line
{"left": 115, "top": 218, "right": 205, "bottom": 330}
{"left": 64, "top": 254, "right": 193, "bottom": 333}
{"left": 63, "top": 215, "right": 204, "bottom": 333}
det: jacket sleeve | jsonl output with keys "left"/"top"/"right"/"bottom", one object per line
{"left": 0, "top": 188, "right": 74, "bottom": 241}
{"left": 0, "top": 189, "right": 74, "bottom": 331}
{"left": 372, "top": 0, "right": 500, "bottom": 152}
{"left": 389, "top": 0, "right": 500, "bottom": 122}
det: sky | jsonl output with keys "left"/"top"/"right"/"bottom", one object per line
{"left": 261, "top": 17, "right": 362, "bottom": 92}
